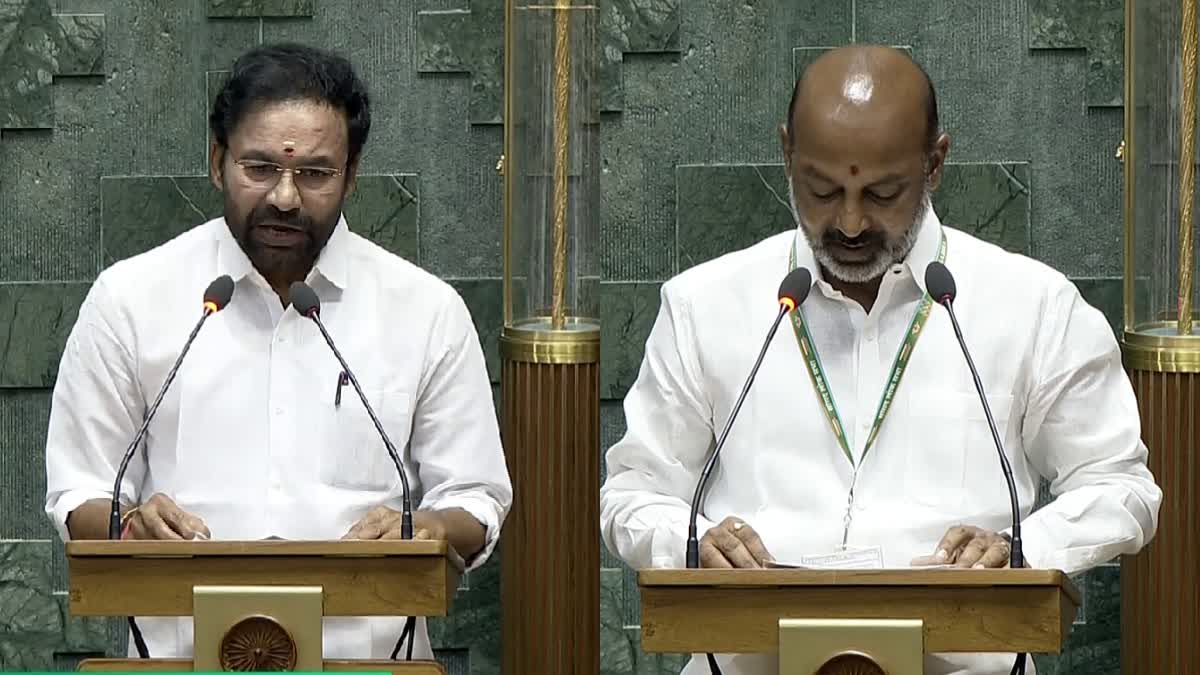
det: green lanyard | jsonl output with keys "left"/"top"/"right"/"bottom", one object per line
{"left": 787, "top": 232, "right": 947, "bottom": 469}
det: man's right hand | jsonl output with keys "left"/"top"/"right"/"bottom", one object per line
{"left": 699, "top": 516, "right": 774, "bottom": 568}
{"left": 123, "top": 493, "right": 210, "bottom": 540}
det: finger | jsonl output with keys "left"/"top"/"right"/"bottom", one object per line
{"left": 151, "top": 500, "right": 194, "bottom": 539}
{"left": 411, "top": 528, "right": 431, "bottom": 540}
{"left": 139, "top": 508, "right": 182, "bottom": 540}
{"left": 910, "top": 554, "right": 949, "bottom": 566}
{"left": 972, "top": 541, "right": 1011, "bottom": 569}
{"left": 710, "top": 528, "right": 759, "bottom": 568}
{"left": 934, "top": 526, "right": 975, "bottom": 562}
{"left": 955, "top": 538, "right": 990, "bottom": 568}
{"left": 176, "top": 514, "right": 209, "bottom": 540}
{"left": 355, "top": 524, "right": 384, "bottom": 540}
{"left": 698, "top": 541, "right": 733, "bottom": 568}
{"left": 730, "top": 522, "right": 774, "bottom": 564}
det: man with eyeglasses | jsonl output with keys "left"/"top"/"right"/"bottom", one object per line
{"left": 43, "top": 43, "right": 512, "bottom": 662}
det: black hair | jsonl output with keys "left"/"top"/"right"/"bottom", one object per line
{"left": 786, "top": 55, "right": 940, "bottom": 154}
{"left": 210, "top": 42, "right": 371, "bottom": 165}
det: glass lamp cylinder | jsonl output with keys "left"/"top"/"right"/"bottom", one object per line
{"left": 1120, "top": 2, "right": 1200, "bottom": 673}
{"left": 1124, "top": 0, "right": 1200, "bottom": 371}
{"left": 501, "top": 1, "right": 601, "bottom": 363}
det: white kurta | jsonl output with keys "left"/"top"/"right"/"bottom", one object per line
{"left": 600, "top": 208, "right": 1161, "bottom": 675}
{"left": 45, "top": 217, "right": 512, "bottom": 660}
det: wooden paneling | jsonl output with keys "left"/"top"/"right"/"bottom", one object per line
{"left": 500, "top": 360, "right": 600, "bottom": 675}
{"left": 1122, "top": 369, "right": 1199, "bottom": 675}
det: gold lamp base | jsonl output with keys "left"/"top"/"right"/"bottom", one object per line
{"left": 499, "top": 319, "right": 599, "bottom": 674}
{"left": 1120, "top": 329, "right": 1200, "bottom": 674}
{"left": 779, "top": 618, "right": 924, "bottom": 675}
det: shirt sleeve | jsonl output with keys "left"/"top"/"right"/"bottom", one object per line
{"left": 600, "top": 281, "right": 719, "bottom": 570}
{"left": 1017, "top": 280, "right": 1162, "bottom": 574}
{"left": 408, "top": 288, "right": 512, "bottom": 571}
{"left": 44, "top": 274, "right": 146, "bottom": 541}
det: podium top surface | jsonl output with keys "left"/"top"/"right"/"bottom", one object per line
{"left": 66, "top": 539, "right": 465, "bottom": 572}
{"left": 637, "top": 568, "right": 1081, "bottom": 605}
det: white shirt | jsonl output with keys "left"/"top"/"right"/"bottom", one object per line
{"left": 44, "top": 216, "right": 512, "bottom": 660}
{"left": 600, "top": 208, "right": 1161, "bottom": 675}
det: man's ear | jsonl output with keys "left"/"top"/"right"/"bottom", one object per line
{"left": 209, "top": 142, "right": 225, "bottom": 192}
{"left": 779, "top": 123, "right": 792, "bottom": 174}
{"left": 925, "top": 132, "right": 951, "bottom": 191}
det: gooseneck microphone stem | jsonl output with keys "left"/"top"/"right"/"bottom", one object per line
{"left": 940, "top": 299, "right": 1023, "bottom": 569}
{"left": 304, "top": 310, "right": 414, "bottom": 540}
{"left": 108, "top": 308, "right": 216, "bottom": 541}
{"left": 686, "top": 302, "right": 792, "bottom": 569}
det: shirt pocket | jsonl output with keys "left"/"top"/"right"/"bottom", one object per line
{"left": 904, "top": 387, "right": 1014, "bottom": 510}
{"left": 319, "top": 387, "right": 413, "bottom": 491}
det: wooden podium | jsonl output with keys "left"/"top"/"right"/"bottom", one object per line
{"left": 638, "top": 568, "right": 1081, "bottom": 674}
{"left": 65, "top": 539, "right": 465, "bottom": 673}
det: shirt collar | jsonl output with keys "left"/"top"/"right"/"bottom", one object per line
{"left": 215, "top": 214, "right": 350, "bottom": 291}
{"left": 790, "top": 203, "right": 945, "bottom": 296}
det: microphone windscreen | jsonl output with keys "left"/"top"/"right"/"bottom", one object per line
{"left": 924, "top": 261, "right": 957, "bottom": 303}
{"left": 203, "top": 275, "right": 235, "bottom": 311}
{"left": 777, "top": 267, "right": 813, "bottom": 308}
{"left": 289, "top": 281, "right": 321, "bottom": 317}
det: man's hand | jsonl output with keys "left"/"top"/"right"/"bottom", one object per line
{"left": 699, "top": 516, "right": 774, "bottom": 568}
{"left": 343, "top": 506, "right": 445, "bottom": 541}
{"left": 123, "top": 493, "right": 211, "bottom": 540}
{"left": 911, "top": 525, "right": 1011, "bottom": 568}
{"left": 342, "top": 507, "right": 486, "bottom": 560}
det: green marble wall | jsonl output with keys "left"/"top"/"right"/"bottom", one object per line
{"left": 0, "top": 0, "right": 1128, "bottom": 673}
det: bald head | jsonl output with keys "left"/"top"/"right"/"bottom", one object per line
{"left": 786, "top": 46, "right": 939, "bottom": 155}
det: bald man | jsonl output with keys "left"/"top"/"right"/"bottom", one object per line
{"left": 600, "top": 46, "right": 1161, "bottom": 675}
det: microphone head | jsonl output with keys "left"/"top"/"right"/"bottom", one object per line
{"left": 289, "top": 281, "right": 321, "bottom": 318}
{"left": 777, "top": 267, "right": 813, "bottom": 312}
{"left": 925, "top": 261, "right": 957, "bottom": 304}
{"left": 202, "top": 275, "right": 235, "bottom": 313}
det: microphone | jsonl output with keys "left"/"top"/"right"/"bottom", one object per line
{"left": 108, "top": 274, "right": 235, "bottom": 540}
{"left": 924, "top": 262, "right": 1024, "bottom": 569}
{"left": 288, "top": 281, "right": 414, "bottom": 541}
{"left": 107, "top": 274, "right": 233, "bottom": 660}
{"left": 685, "top": 267, "right": 813, "bottom": 569}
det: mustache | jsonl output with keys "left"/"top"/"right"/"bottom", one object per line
{"left": 249, "top": 207, "right": 313, "bottom": 232}
{"left": 824, "top": 229, "right": 882, "bottom": 247}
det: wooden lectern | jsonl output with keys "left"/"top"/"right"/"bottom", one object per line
{"left": 65, "top": 539, "right": 464, "bottom": 673}
{"left": 638, "top": 568, "right": 1081, "bottom": 674}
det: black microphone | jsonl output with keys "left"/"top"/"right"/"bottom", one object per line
{"left": 107, "top": 274, "right": 233, "bottom": 660}
{"left": 108, "top": 274, "right": 235, "bottom": 540}
{"left": 289, "top": 281, "right": 414, "bottom": 541}
{"left": 685, "top": 267, "right": 813, "bottom": 569}
{"left": 924, "top": 262, "right": 1024, "bottom": 569}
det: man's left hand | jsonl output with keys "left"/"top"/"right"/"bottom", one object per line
{"left": 342, "top": 506, "right": 447, "bottom": 541}
{"left": 911, "top": 525, "right": 1011, "bottom": 568}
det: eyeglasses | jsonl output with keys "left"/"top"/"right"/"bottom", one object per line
{"left": 234, "top": 159, "right": 344, "bottom": 192}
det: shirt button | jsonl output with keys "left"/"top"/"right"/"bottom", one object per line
{"left": 274, "top": 408, "right": 284, "bottom": 416}
{"left": 864, "top": 329, "right": 876, "bottom": 342}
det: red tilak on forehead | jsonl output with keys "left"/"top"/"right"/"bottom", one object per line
{"left": 849, "top": 165, "right": 859, "bottom": 176}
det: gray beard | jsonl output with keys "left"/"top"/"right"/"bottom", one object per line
{"left": 787, "top": 181, "right": 929, "bottom": 284}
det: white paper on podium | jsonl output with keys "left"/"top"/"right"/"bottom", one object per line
{"left": 765, "top": 546, "right": 959, "bottom": 570}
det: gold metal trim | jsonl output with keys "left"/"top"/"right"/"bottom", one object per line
{"left": 1122, "top": 324, "right": 1200, "bottom": 372}
{"left": 1179, "top": 0, "right": 1198, "bottom": 334}
{"left": 1123, "top": 0, "right": 1136, "bottom": 332}
{"left": 500, "top": 320, "right": 600, "bottom": 364}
